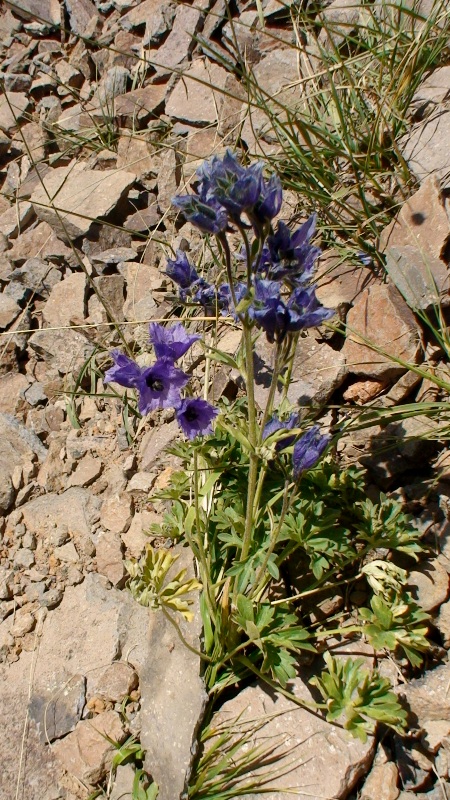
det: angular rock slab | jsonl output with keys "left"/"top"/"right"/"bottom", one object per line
{"left": 209, "top": 676, "right": 375, "bottom": 799}
{"left": 342, "top": 283, "right": 421, "bottom": 380}
{"left": 253, "top": 331, "right": 346, "bottom": 411}
{"left": 0, "top": 575, "right": 150, "bottom": 799}
{"left": 166, "top": 58, "right": 229, "bottom": 125}
{"left": 399, "top": 661, "right": 450, "bottom": 725}
{"left": 400, "top": 110, "right": 450, "bottom": 189}
{"left": 0, "top": 92, "right": 31, "bottom": 135}
{"left": 380, "top": 176, "right": 450, "bottom": 310}
{"left": 140, "top": 546, "right": 207, "bottom": 800}
{"left": 31, "top": 163, "right": 136, "bottom": 241}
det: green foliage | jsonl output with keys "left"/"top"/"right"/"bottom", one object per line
{"left": 310, "top": 652, "right": 408, "bottom": 741}
{"left": 132, "top": 771, "right": 159, "bottom": 800}
{"left": 355, "top": 495, "right": 423, "bottom": 557}
{"left": 359, "top": 594, "right": 430, "bottom": 666}
{"left": 233, "top": 595, "right": 315, "bottom": 688}
{"left": 125, "top": 546, "right": 202, "bottom": 622}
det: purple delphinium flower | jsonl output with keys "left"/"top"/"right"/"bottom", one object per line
{"left": 149, "top": 322, "right": 200, "bottom": 361}
{"left": 248, "top": 279, "right": 284, "bottom": 342}
{"left": 266, "top": 216, "right": 321, "bottom": 285}
{"left": 263, "top": 413, "right": 299, "bottom": 451}
{"left": 172, "top": 195, "right": 228, "bottom": 234}
{"left": 293, "top": 425, "right": 330, "bottom": 479}
{"left": 176, "top": 398, "right": 218, "bottom": 440}
{"left": 357, "top": 250, "right": 372, "bottom": 267}
{"left": 251, "top": 172, "right": 283, "bottom": 226}
{"left": 104, "top": 350, "right": 143, "bottom": 388}
{"left": 197, "top": 150, "right": 264, "bottom": 221}
{"left": 287, "top": 286, "right": 334, "bottom": 330}
{"left": 165, "top": 251, "right": 199, "bottom": 289}
{"left": 137, "top": 359, "right": 190, "bottom": 415}
{"left": 217, "top": 281, "right": 248, "bottom": 319}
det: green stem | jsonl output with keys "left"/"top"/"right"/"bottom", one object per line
{"left": 252, "top": 480, "right": 291, "bottom": 600}
{"left": 238, "top": 655, "right": 326, "bottom": 714}
{"left": 193, "top": 450, "right": 215, "bottom": 621}
{"left": 281, "top": 333, "right": 299, "bottom": 404}
{"left": 161, "top": 606, "right": 212, "bottom": 662}
{"left": 239, "top": 323, "right": 259, "bottom": 566}
{"left": 260, "top": 341, "right": 283, "bottom": 432}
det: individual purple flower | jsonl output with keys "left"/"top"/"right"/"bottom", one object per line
{"left": 192, "top": 279, "right": 217, "bottom": 309}
{"left": 149, "top": 322, "right": 200, "bottom": 361}
{"left": 357, "top": 250, "right": 372, "bottom": 267}
{"left": 217, "top": 281, "right": 248, "bottom": 319}
{"left": 287, "top": 286, "right": 334, "bottom": 330}
{"left": 293, "top": 425, "right": 330, "bottom": 479}
{"left": 263, "top": 413, "right": 299, "bottom": 451}
{"left": 198, "top": 150, "right": 263, "bottom": 218}
{"left": 266, "top": 216, "right": 321, "bottom": 285}
{"left": 248, "top": 280, "right": 292, "bottom": 343}
{"left": 137, "top": 359, "right": 190, "bottom": 415}
{"left": 176, "top": 398, "right": 218, "bottom": 440}
{"left": 172, "top": 195, "right": 228, "bottom": 234}
{"left": 165, "top": 251, "right": 199, "bottom": 289}
{"left": 252, "top": 173, "right": 283, "bottom": 225}
{"left": 104, "top": 350, "right": 143, "bottom": 388}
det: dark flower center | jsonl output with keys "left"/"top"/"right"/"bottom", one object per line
{"left": 146, "top": 376, "right": 164, "bottom": 392}
{"left": 185, "top": 406, "right": 199, "bottom": 422}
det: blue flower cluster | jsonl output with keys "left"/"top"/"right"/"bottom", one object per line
{"left": 168, "top": 150, "right": 333, "bottom": 343}
{"left": 104, "top": 323, "right": 218, "bottom": 440}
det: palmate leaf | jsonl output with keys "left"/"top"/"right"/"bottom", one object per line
{"left": 359, "top": 594, "right": 430, "bottom": 666}
{"left": 310, "top": 653, "right": 407, "bottom": 741}
{"left": 125, "top": 546, "right": 201, "bottom": 621}
{"left": 355, "top": 495, "right": 423, "bottom": 557}
{"left": 233, "top": 598, "right": 315, "bottom": 688}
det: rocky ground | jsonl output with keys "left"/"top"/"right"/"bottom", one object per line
{"left": 1, "top": 1, "right": 450, "bottom": 799}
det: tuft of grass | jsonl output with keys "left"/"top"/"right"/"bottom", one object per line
{"left": 236, "top": 0, "right": 449, "bottom": 257}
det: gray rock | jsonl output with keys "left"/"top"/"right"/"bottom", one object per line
{"left": 95, "top": 529, "right": 125, "bottom": 586}
{"left": 0, "top": 92, "right": 31, "bottom": 135}
{"left": 317, "top": 0, "right": 362, "bottom": 48}
{"left": 399, "top": 662, "right": 450, "bottom": 725}
{"left": 400, "top": 110, "right": 450, "bottom": 189}
{"left": 166, "top": 58, "right": 229, "bottom": 125}
{"left": 31, "top": 164, "right": 136, "bottom": 241}
{"left": 64, "top": 0, "right": 98, "bottom": 35}
{"left": 9, "top": 258, "right": 61, "bottom": 297}
{"left": 254, "top": 332, "right": 346, "bottom": 411}
{"left": 29, "top": 328, "right": 95, "bottom": 375}
{"left": 52, "top": 709, "right": 126, "bottom": 784}
{"left": 7, "top": 221, "right": 73, "bottom": 265}
{"left": 407, "top": 558, "right": 449, "bottom": 613}
{"left": 342, "top": 283, "right": 421, "bottom": 380}
{"left": 0, "top": 294, "right": 20, "bottom": 330}
{"left": 13, "top": 548, "right": 35, "bottom": 569}
{"left": 42, "top": 272, "right": 86, "bottom": 327}
{"left": 380, "top": 176, "right": 450, "bottom": 310}
{"left": 30, "top": 674, "right": 86, "bottom": 742}
{"left": 208, "top": 674, "right": 375, "bottom": 800}
{"left": 119, "top": 0, "right": 175, "bottom": 38}
{"left": 0, "top": 414, "right": 47, "bottom": 513}
{"left": 110, "top": 764, "right": 135, "bottom": 800}
{"left": 141, "top": 546, "right": 207, "bottom": 800}
{"left": 21, "top": 489, "right": 100, "bottom": 559}
{"left": 0, "top": 201, "right": 34, "bottom": 239}
{"left": 411, "top": 66, "right": 450, "bottom": 118}
{"left": 98, "top": 66, "right": 130, "bottom": 103}
{"left": 153, "top": 4, "right": 204, "bottom": 78}
{"left": 23, "top": 382, "right": 47, "bottom": 407}
{"left": 106, "top": 85, "right": 167, "bottom": 129}
{"left": 93, "top": 661, "right": 138, "bottom": 702}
